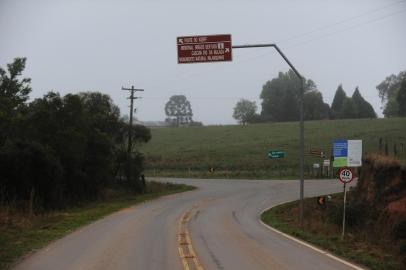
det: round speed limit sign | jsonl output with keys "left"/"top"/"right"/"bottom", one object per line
{"left": 338, "top": 168, "right": 354, "bottom": 184}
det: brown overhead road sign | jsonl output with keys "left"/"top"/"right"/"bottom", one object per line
{"left": 177, "top": 34, "right": 232, "bottom": 64}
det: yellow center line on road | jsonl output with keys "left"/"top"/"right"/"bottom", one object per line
{"left": 177, "top": 206, "right": 204, "bottom": 270}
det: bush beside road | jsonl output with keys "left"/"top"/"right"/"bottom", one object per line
{"left": 261, "top": 194, "right": 403, "bottom": 270}
{"left": 261, "top": 154, "right": 406, "bottom": 270}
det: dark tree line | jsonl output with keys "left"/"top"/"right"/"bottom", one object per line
{"left": 330, "top": 85, "right": 376, "bottom": 119}
{"left": 0, "top": 58, "right": 151, "bottom": 210}
{"left": 247, "top": 70, "right": 376, "bottom": 123}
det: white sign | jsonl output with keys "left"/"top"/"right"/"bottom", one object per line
{"left": 347, "top": 140, "right": 362, "bottom": 167}
{"left": 323, "top": 159, "right": 330, "bottom": 166}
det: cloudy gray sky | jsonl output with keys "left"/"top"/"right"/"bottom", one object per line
{"left": 1, "top": 0, "right": 405, "bottom": 124}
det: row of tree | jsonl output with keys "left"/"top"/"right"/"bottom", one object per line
{"left": 0, "top": 58, "right": 151, "bottom": 210}
{"left": 330, "top": 85, "right": 376, "bottom": 119}
{"left": 233, "top": 70, "right": 377, "bottom": 124}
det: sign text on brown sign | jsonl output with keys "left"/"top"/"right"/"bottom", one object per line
{"left": 177, "top": 34, "right": 232, "bottom": 64}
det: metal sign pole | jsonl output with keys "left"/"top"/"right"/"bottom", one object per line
{"left": 232, "top": 43, "right": 305, "bottom": 227}
{"left": 338, "top": 167, "right": 354, "bottom": 239}
{"left": 342, "top": 182, "right": 347, "bottom": 239}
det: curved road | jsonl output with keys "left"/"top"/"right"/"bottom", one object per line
{"left": 14, "top": 178, "right": 360, "bottom": 270}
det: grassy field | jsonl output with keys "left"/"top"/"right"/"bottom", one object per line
{"left": 261, "top": 193, "right": 404, "bottom": 270}
{"left": 142, "top": 118, "right": 406, "bottom": 179}
{"left": 0, "top": 182, "right": 195, "bottom": 270}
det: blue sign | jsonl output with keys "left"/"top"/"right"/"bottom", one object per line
{"left": 333, "top": 140, "right": 348, "bottom": 157}
{"left": 333, "top": 140, "right": 348, "bottom": 167}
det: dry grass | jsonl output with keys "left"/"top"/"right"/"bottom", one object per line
{"left": 0, "top": 206, "right": 34, "bottom": 230}
{"left": 366, "top": 153, "right": 404, "bottom": 169}
{"left": 261, "top": 193, "right": 404, "bottom": 270}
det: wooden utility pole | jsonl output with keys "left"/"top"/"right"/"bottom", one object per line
{"left": 122, "top": 85, "right": 143, "bottom": 186}
{"left": 122, "top": 85, "right": 144, "bottom": 154}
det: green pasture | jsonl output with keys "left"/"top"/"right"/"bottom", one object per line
{"left": 141, "top": 118, "right": 406, "bottom": 179}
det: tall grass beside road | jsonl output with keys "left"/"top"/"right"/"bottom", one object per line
{"left": 261, "top": 194, "right": 404, "bottom": 270}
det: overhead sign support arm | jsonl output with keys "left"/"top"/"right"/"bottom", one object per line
{"left": 176, "top": 36, "right": 306, "bottom": 226}
{"left": 233, "top": 43, "right": 305, "bottom": 227}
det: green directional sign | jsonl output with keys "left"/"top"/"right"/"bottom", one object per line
{"left": 268, "top": 150, "right": 285, "bottom": 159}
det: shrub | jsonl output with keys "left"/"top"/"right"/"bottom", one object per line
{"left": 395, "top": 220, "right": 406, "bottom": 239}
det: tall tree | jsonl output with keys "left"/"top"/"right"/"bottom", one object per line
{"left": 376, "top": 71, "right": 406, "bottom": 117}
{"left": 0, "top": 58, "right": 31, "bottom": 112}
{"left": 397, "top": 78, "right": 406, "bottom": 116}
{"left": 165, "top": 95, "right": 193, "bottom": 126}
{"left": 339, "top": 98, "right": 358, "bottom": 119}
{"left": 376, "top": 71, "right": 406, "bottom": 103}
{"left": 0, "top": 58, "right": 32, "bottom": 144}
{"left": 331, "top": 84, "right": 346, "bottom": 118}
{"left": 351, "top": 87, "right": 376, "bottom": 118}
{"left": 303, "top": 91, "right": 330, "bottom": 120}
{"left": 383, "top": 96, "right": 400, "bottom": 118}
{"left": 260, "top": 70, "right": 317, "bottom": 122}
{"left": 233, "top": 99, "right": 257, "bottom": 125}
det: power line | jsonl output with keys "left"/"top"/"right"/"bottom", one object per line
{"left": 146, "top": 1, "right": 406, "bottom": 91}
{"left": 207, "top": 6, "right": 406, "bottom": 68}
{"left": 142, "top": 96, "right": 251, "bottom": 100}
{"left": 286, "top": 7, "right": 406, "bottom": 49}
{"left": 277, "top": 0, "right": 406, "bottom": 45}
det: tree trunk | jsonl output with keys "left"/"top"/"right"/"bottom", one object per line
{"left": 29, "top": 187, "right": 35, "bottom": 216}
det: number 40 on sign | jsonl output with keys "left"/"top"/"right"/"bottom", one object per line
{"left": 338, "top": 168, "right": 354, "bottom": 184}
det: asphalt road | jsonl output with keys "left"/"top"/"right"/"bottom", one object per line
{"left": 14, "top": 178, "right": 360, "bottom": 270}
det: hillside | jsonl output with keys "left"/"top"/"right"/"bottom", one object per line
{"left": 261, "top": 154, "right": 406, "bottom": 270}
{"left": 141, "top": 118, "right": 406, "bottom": 179}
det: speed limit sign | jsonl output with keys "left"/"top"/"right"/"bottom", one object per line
{"left": 338, "top": 168, "right": 354, "bottom": 183}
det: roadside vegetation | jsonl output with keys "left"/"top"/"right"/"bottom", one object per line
{"left": 261, "top": 154, "right": 406, "bottom": 270}
{"left": 0, "top": 181, "right": 194, "bottom": 270}
{"left": 0, "top": 57, "right": 152, "bottom": 210}
{"left": 0, "top": 59, "right": 195, "bottom": 269}
{"left": 143, "top": 118, "right": 406, "bottom": 178}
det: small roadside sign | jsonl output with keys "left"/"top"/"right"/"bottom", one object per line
{"left": 177, "top": 34, "right": 232, "bottom": 64}
{"left": 268, "top": 150, "right": 285, "bottom": 159}
{"left": 333, "top": 139, "right": 362, "bottom": 168}
{"left": 323, "top": 159, "right": 330, "bottom": 166}
{"left": 338, "top": 168, "right": 354, "bottom": 184}
{"left": 333, "top": 140, "right": 348, "bottom": 167}
{"left": 317, "top": 196, "right": 326, "bottom": 206}
{"left": 348, "top": 140, "right": 362, "bottom": 167}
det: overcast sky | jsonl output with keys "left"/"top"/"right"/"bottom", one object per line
{"left": 1, "top": 0, "right": 406, "bottom": 124}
